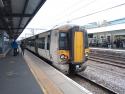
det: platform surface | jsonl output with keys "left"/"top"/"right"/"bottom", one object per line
{"left": 0, "top": 51, "right": 43, "bottom": 94}
{"left": 24, "top": 50, "right": 92, "bottom": 94}
{"left": 0, "top": 49, "right": 92, "bottom": 94}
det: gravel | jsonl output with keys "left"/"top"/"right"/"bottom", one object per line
{"left": 79, "top": 60, "right": 125, "bottom": 94}
{"left": 69, "top": 75, "right": 112, "bottom": 94}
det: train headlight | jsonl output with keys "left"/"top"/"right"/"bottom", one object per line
{"left": 64, "top": 55, "right": 68, "bottom": 60}
{"left": 60, "top": 54, "right": 65, "bottom": 59}
{"left": 85, "top": 53, "right": 88, "bottom": 57}
{"left": 60, "top": 54, "right": 68, "bottom": 61}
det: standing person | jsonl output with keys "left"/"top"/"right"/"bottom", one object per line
{"left": 11, "top": 40, "right": 18, "bottom": 56}
{"left": 116, "top": 39, "right": 120, "bottom": 48}
{"left": 20, "top": 41, "right": 26, "bottom": 55}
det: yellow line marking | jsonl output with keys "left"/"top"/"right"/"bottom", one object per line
{"left": 24, "top": 52, "right": 63, "bottom": 94}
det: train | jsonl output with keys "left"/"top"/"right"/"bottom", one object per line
{"left": 24, "top": 25, "right": 90, "bottom": 74}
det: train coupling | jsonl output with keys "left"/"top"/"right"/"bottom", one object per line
{"left": 75, "top": 65, "right": 81, "bottom": 71}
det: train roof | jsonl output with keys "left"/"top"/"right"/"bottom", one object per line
{"left": 54, "top": 24, "right": 85, "bottom": 31}
{"left": 24, "top": 24, "right": 86, "bottom": 40}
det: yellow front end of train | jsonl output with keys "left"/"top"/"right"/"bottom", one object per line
{"left": 56, "top": 25, "right": 89, "bottom": 73}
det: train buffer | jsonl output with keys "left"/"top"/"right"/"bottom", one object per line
{"left": 0, "top": 50, "right": 92, "bottom": 94}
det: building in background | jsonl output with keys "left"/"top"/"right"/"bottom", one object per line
{"left": 85, "top": 17, "right": 125, "bottom": 49}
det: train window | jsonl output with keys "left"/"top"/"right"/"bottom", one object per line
{"left": 30, "top": 39, "right": 35, "bottom": 46}
{"left": 39, "top": 37, "right": 45, "bottom": 49}
{"left": 60, "top": 33, "right": 66, "bottom": 37}
{"left": 84, "top": 31, "right": 89, "bottom": 48}
{"left": 88, "top": 34, "right": 93, "bottom": 38}
{"left": 59, "top": 32, "right": 69, "bottom": 50}
{"left": 47, "top": 35, "right": 50, "bottom": 50}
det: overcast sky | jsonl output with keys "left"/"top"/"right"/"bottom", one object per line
{"left": 17, "top": 0, "right": 125, "bottom": 40}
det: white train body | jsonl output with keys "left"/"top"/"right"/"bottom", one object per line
{"left": 25, "top": 25, "right": 89, "bottom": 74}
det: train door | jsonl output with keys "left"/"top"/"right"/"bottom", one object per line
{"left": 50, "top": 30, "right": 59, "bottom": 64}
{"left": 35, "top": 35, "right": 38, "bottom": 54}
{"left": 45, "top": 34, "right": 51, "bottom": 60}
{"left": 30, "top": 37, "right": 35, "bottom": 52}
{"left": 38, "top": 36, "right": 46, "bottom": 58}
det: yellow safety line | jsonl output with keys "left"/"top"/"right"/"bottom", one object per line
{"left": 24, "top": 52, "right": 63, "bottom": 94}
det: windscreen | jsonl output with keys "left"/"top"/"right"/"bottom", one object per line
{"left": 59, "top": 32, "right": 69, "bottom": 50}
{"left": 84, "top": 31, "right": 89, "bottom": 48}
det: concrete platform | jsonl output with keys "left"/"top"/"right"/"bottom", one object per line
{"left": 0, "top": 51, "right": 43, "bottom": 94}
{"left": 0, "top": 48, "right": 11, "bottom": 58}
{"left": 24, "top": 50, "right": 92, "bottom": 94}
{"left": 0, "top": 49, "right": 92, "bottom": 94}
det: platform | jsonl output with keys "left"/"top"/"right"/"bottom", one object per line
{"left": 24, "top": 50, "right": 92, "bottom": 94}
{"left": 0, "top": 50, "right": 92, "bottom": 94}
{"left": 0, "top": 48, "right": 10, "bottom": 58}
{"left": 0, "top": 51, "right": 43, "bottom": 94}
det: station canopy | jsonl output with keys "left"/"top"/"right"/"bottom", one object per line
{"left": 0, "top": 0, "right": 46, "bottom": 39}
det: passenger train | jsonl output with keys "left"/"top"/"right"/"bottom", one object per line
{"left": 25, "top": 25, "right": 89, "bottom": 74}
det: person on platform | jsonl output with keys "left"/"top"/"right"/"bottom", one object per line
{"left": 11, "top": 40, "right": 18, "bottom": 56}
{"left": 20, "top": 41, "right": 26, "bottom": 55}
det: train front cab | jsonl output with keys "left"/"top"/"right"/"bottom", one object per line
{"left": 69, "top": 26, "right": 88, "bottom": 73}
{"left": 58, "top": 26, "right": 88, "bottom": 74}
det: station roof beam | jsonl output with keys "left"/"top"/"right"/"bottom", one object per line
{"left": 0, "top": 0, "right": 46, "bottom": 39}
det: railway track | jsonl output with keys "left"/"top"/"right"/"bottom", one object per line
{"left": 89, "top": 52, "right": 125, "bottom": 68}
{"left": 87, "top": 62, "right": 125, "bottom": 77}
{"left": 90, "top": 52, "right": 125, "bottom": 61}
{"left": 68, "top": 74, "right": 117, "bottom": 94}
